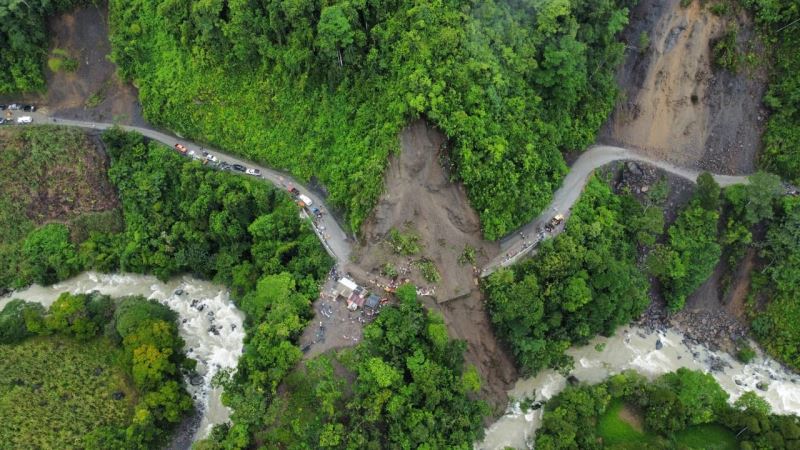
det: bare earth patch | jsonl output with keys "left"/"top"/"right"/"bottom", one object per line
{"left": 0, "top": 127, "right": 119, "bottom": 226}
{"left": 618, "top": 403, "right": 645, "bottom": 432}
{"left": 349, "top": 120, "right": 515, "bottom": 413}
{"left": 599, "top": 0, "right": 767, "bottom": 175}
{"left": 0, "top": 4, "right": 145, "bottom": 126}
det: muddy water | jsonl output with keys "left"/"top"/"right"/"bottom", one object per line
{"left": 0, "top": 272, "right": 245, "bottom": 442}
{"left": 478, "top": 326, "right": 800, "bottom": 449}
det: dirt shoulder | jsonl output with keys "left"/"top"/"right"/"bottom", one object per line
{"left": 599, "top": 0, "right": 767, "bottom": 175}
{"left": 0, "top": 4, "right": 145, "bottom": 126}
{"left": 350, "top": 120, "right": 515, "bottom": 413}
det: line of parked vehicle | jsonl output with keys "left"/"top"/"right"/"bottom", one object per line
{"left": 173, "top": 143, "right": 262, "bottom": 177}
{"left": 1, "top": 103, "right": 36, "bottom": 125}
{"left": 171, "top": 142, "right": 324, "bottom": 219}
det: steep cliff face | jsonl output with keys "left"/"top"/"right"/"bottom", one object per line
{"left": 600, "top": 0, "right": 768, "bottom": 175}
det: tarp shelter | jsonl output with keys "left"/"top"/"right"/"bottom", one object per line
{"left": 335, "top": 277, "right": 358, "bottom": 299}
{"left": 365, "top": 294, "right": 381, "bottom": 309}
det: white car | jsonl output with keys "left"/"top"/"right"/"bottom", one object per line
{"left": 246, "top": 168, "right": 261, "bottom": 177}
{"left": 204, "top": 153, "right": 218, "bottom": 163}
{"left": 16, "top": 116, "right": 32, "bottom": 124}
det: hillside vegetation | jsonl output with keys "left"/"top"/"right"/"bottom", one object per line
{"left": 0, "top": 293, "right": 191, "bottom": 448}
{"left": 536, "top": 369, "right": 800, "bottom": 449}
{"left": 0, "top": 126, "right": 121, "bottom": 291}
{"left": 743, "top": 0, "right": 800, "bottom": 185}
{"left": 483, "top": 176, "right": 651, "bottom": 375}
{"left": 108, "top": 0, "right": 636, "bottom": 238}
{"left": 0, "top": 0, "right": 86, "bottom": 93}
{"left": 220, "top": 285, "right": 488, "bottom": 449}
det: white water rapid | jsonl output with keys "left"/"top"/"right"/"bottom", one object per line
{"left": 0, "top": 272, "right": 245, "bottom": 441}
{"left": 478, "top": 326, "right": 800, "bottom": 449}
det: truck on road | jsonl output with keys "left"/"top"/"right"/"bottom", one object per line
{"left": 297, "top": 194, "right": 313, "bottom": 207}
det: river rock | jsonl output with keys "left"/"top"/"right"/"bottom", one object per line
{"left": 567, "top": 375, "right": 580, "bottom": 386}
{"left": 655, "top": 339, "right": 663, "bottom": 350}
{"left": 757, "top": 381, "right": 769, "bottom": 391}
{"left": 174, "top": 289, "right": 184, "bottom": 296}
{"left": 190, "top": 375, "right": 204, "bottom": 386}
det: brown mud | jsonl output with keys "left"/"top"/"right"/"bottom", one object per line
{"left": 351, "top": 120, "right": 515, "bottom": 412}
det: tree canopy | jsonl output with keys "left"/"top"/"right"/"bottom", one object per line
{"left": 483, "top": 176, "right": 650, "bottom": 375}
{"left": 107, "top": 0, "right": 636, "bottom": 238}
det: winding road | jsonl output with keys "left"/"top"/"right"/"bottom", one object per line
{"left": 13, "top": 111, "right": 759, "bottom": 275}
{"left": 482, "top": 145, "right": 752, "bottom": 275}
{"left": 24, "top": 111, "right": 353, "bottom": 263}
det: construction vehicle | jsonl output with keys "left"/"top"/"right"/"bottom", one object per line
{"left": 544, "top": 213, "right": 564, "bottom": 232}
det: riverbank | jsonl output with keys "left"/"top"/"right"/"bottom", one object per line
{"left": 0, "top": 272, "right": 244, "bottom": 443}
{"left": 478, "top": 324, "right": 800, "bottom": 449}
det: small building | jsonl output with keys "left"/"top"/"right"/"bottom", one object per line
{"left": 335, "top": 277, "right": 358, "bottom": 299}
{"left": 365, "top": 293, "right": 381, "bottom": 310}
{"left": 347, "top": 291, "right": 365, "bottom": 311}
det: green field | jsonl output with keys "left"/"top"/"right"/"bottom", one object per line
{"left": 674, "top": 424, "right": 739, "bottom": 450}
{"left": 0, "top": 336, "right": 137, "bottom": 448}
{"left": 598, "top": 400, "right": 664, "bottom": 449}
{"left": 598, "top": 400, "right": 738, "bottom": 450}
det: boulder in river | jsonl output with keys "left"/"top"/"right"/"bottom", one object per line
{"left": 567, "top": 375, "right": 580, "bottom": 386}
{"left": 655, "top": 339, "right": 663, "bottom": 350}
{"left": 757, "top": 381, "right": 769, "bottom": 391}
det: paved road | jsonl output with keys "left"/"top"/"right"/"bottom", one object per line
{"left": 481, "top": 145, "right": 752, "bottom": 276}
{"left": 19, "top": 111, "right": 353, "bottom": 264}
{"left": 8, "top": 111, "right": 759, "bottom": 276}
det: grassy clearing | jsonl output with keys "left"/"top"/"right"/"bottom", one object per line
{"left": 674, "top": 424, "right": 739, "bottom": 450}
{"left": 0, "top": 335, "right": 136, "bottom": 448}
{"left": 598, "top": 400, "right": 662, "bottom": 448}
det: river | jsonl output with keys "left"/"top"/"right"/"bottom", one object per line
{"left": 0, "top": 272, "right": 245, "bottom": 443}
{"left": 478, "top": 326, "right": 800, "bottom": 449}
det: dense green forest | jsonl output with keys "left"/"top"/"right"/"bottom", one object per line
{"left": 751, "top": 196, "right": 800, "bottom": 371}
{"left": 199, "top": 284, "right": 488, "bottom": 449}
{"left": 647, "top": 174, "right": 722, "bottom": 312}
{"left": 0, "top": 0, "right": 84, "bottom": 93}
{"left": 536, "top": 369, "right": 800, "bottom": 449}
{"left": 0, "top": 127, "right": 487, "bottom": 448}
{"left": 0, "top": 293, "right": 191, "bottom": 448}
{"left": 483, "top": 176, "right": 651, "bottom": 375}
{"left": 743, "top": 0, "right": 800, "bottom": 185}
{"left": 107, "top": 0, "right": 636, "bottom": 238}
{"left": 0, "top": 125, "right": 336, "bottom": 446}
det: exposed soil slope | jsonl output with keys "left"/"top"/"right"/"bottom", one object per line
{"left": 600, "top": 0, "right": 767, "bottom": 174}
{"left": 0, "top": 126, "right": 118, "bottom": 226}
{"left": 0, "top": 5, "right": 144, "bottom": 126}
{"left": 352, "top": 120, "right": 515, "bottom": 412}
{"left": 355, "top": 120, "right": 499, "bottom": 302}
